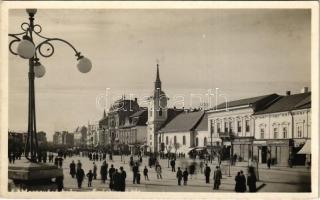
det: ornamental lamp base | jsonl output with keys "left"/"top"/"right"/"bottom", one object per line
{"left": 8, "top": 160, "right": 63, "bottom": 191}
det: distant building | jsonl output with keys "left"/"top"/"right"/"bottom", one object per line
{"left": 74, "top": 126, "right": 87, "bottom": 147}
{"left": 159, "top": 110, "right": 205, "bottom": 154}
{"left": 105, "top": 96, "right": 141, "bottom": 151}
{"left": 118, "top": 108, "right": 148, "bottom": 154}
{"left": 52, "top": 131, "right": 74, "bottom": 147}
{"left": 87, "top": 122, "right": 100, "bottom": 148}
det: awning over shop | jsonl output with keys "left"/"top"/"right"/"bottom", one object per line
{"left": 297, "top": 140, "right": 311, "bottom": 154}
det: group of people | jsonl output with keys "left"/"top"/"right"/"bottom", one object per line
{"left": 235, "top": 167, "right": 257, "bottom": 192}
{"left": 69, "top": 160, "right": 128, "bottom": 191}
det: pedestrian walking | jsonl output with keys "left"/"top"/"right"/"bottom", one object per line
{"left": 170, "top": 159, "right": 176, "bottom": 172}
{"left": 132, "top": 163, "right": 139, "bottom": 184}
{"left": 109, "top": 164, "right": 116, "bottom": 190}
{"left": 247, "top": 170, "right": 257, "bottom": 192}
{"left": 156, "top": 164, "right": 162, "bottom": 179}
{"left": 239, "top": 170, "right": 247, "bottom": 192}
{"left": 86, "top": 170, "right": 94, "bottom": 187}
{"left": 204, "top": 164, "right": 211, "bottom": 183}
{"left": 137, "top": 171, "right": 141, "bottom": 184}
{"left": 143, "top": 166, "right": 149, "bottom": 181}
{"left": 77, "top": 160, "right": 82, "bottom": 171}
{"left": 76, "top": 165, "right": 85, "bottom": 189}
{"left": 100, "top": 161, "right": 107, "bottom": 183}
{"left": 183, "top": 168, "right": 189, "bottom": 185}
{"left": 176, "top": 167, "right": 183, "bottom": 186}
{"left": 69, "top": 160, "right": 76, "bottom": 178}
{"left": 235, "top": 172, "right": 241, "bottom": 192}
{"left": 213, "top": 166, "right": 222, "bottom": 190}
{"left": 93, "top": 162, "right": 97, "bottom": 180}
{"left": 119, "top": 166, "right": 127, "bottom": 192}
{"left": 267, "top": 157, "right": 271, "bottom": 169}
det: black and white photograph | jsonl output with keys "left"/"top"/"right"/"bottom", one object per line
{"left": 0, "top": 1, "right": 319, "bottom": 199}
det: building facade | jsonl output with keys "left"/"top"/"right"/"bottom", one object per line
{"left": 253, "top": 91, "right": 311, "bottom": 166}
{"left": 207, "top": 94, "right": 280, "bottom": 161}
{"left": 74, "top": 126, "right": 87, "bottom": 147}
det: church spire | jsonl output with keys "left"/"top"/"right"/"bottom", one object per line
{"left": 154, "top": 63, "right": 161, "bottom": 91}
{"left": 103, "top": 109, "right": 107, "bottom": 118}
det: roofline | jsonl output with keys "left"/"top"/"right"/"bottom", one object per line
{"left": 207, "top": 105, "right": 251, "bottom": 113}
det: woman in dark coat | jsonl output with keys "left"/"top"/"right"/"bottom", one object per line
{"left": 235, "top": 172, "right": 241, "bottom": 192}
{"left": 239, "top": 170, "right": 247, "bottom": 192}
{"left": 183, "top": 168, "right": 189, "bottom": 185}
{"left": 69, "top": 160, "right": 76, "bottom": 178}
{"left": 247, "top": 171, "right": 257, "bottom": 192}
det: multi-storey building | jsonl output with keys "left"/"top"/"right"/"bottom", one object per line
{"left": 207, "top": 94, "right": 280, "bottom": 161}
{"left": 253, "top": 90, "right": 311, "bottom": 166}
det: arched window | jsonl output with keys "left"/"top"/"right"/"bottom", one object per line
{"left": 273, "top": 127, "right": 278, "bottom": 139}
{"left": 260, "top": 128, "right": 264, "bottom": 139}
{"left": 196, "top": 137, "right": 199, "bottom": 146}
{"left": 159, "top": 108, "right": 162, "bottom": 116}
{"left": 166, "top": 136, "right": 168, "bottom": 145}
{"left": 204, "top": 137, "right": 207, "bottom": 146}
{"left": 174, "top": 136, "right": 177, "bottom": 144}
{"left": 182, "top": 136, "right": 186, "bottom": 145}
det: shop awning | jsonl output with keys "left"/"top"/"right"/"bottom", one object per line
{"left": 297, "top": 140, "right": 311, "bottom": 154}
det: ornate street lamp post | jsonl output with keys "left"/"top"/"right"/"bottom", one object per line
{"left": 9, "top": 9, "right": 92, "bottom": 163}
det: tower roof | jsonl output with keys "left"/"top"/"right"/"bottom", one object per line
{"left": 156, "top": 63, "right": 160, "bottom": 82}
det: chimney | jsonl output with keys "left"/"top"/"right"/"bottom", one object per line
{"left": 301, "top": 87, "right": 308, "bottom": 93}
{"left": 286, "top": 91, "right": 291, "bottom": 96}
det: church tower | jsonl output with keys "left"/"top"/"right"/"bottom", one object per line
{"left": 147, "top": 63, "right": 168, "bottom": 153}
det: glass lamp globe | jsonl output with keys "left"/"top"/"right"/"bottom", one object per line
{"left": 77, "top": 57, "right": 92, "bottom": 73}
{"left": 17, "top": 39, "right": 35, "bottom": 59}
{"left": 34, "top": 62, "right": 46, "bottom": 78}
{"left": 26, "top": 9, "right": 37, "bottom": 15}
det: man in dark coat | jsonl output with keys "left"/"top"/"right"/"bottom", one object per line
{"left": 204, "top": 164, "right": 211, "bottom": 184}
{"left": 267, "top": 157, "right": 271, "bottom": 169}
{"left": 143, "top": 166, "right": 149, "bottom": 181}
{"left": 235, "top": 172, "right": 241, "bottom": 192}
{"left": 100, "top": 161, "right": 107, "bottom": 183}
{"left": 170, "top": 159, "right": 176, "bottom": 172}
{"left": 213, "top": 166, "right": 222, "bottom": 190}
{"left": 247, "top": 170, "right": 256, "bottom": 192}
{"left": 69, "top": 160, "right": 76, "bottom": 178}
{"left": 176, "top": 167, "right": 183, "bottom": 186}
{"left": 119, "top": 166, "right": 127, "bottom": 192}
{"left": 76, "top": 165, "right": 85, "bottom": 189}
{"left": 132, "top": 163, "right": 139, "bottom": 184}
{"left": 112, "top": 169, "right": 121, "bottom": 191}
{"left": 183, "top": 168, "right": 189, "bottom": 185}
{"left": 109, "top": 164, "right": 116, "bottom": 190}
{"left": 239, "top": 170, "right": 247, "bottom": 192}
{"left": 93, "top": 162, "right": 97, "bottom": 180}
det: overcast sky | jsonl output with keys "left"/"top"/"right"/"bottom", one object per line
{"left": 8, "top": 9, "right": 311, "bottom": 140}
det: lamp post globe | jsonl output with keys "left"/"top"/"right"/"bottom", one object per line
{"left": 34, "top": 62, "right": 46, "bottom": 78}
{"left": 17, "top": 39, "right": 35, "bottom": 59}
{"left": 26, "top": 9, "right": 37, "bottom": 15}
{"left": 77, "top": 57, "right": 92, "bottom": 73}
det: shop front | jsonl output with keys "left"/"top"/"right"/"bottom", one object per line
{"left": 232, "top": 137, "right": 254, "bottom": 162}
{"left": 266, "top": 139, "right": 293, "bottom": 167}
{"left": 252, "top": 140, "right": 268, "bottom": 164}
